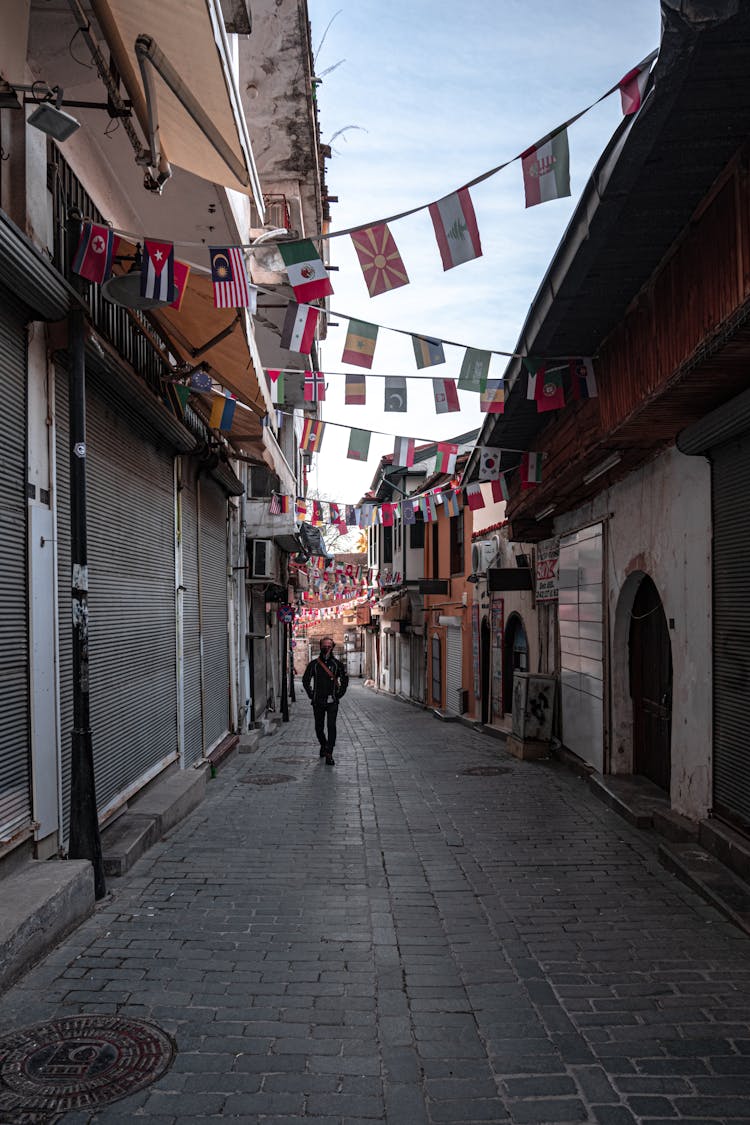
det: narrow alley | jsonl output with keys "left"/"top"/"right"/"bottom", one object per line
{"left": 2, "top": 684, "right": 750, "bottom": 1124}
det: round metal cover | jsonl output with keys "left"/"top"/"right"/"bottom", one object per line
{"left": 461, "top": 766, "right": 511, "bottom": 777}
{"left": 0, "top": 1014, "right": 174, "bottom": 1121}
{"left": 275, "top": 756, "right": 312, "bottom": 764}
{"left": 240, "top": 772, "right": 295, "bottom": 785}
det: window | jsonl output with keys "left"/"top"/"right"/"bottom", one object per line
{"left": 449, "top": 510, "right": 464, "bottom": 575}
{"left": 410, "top": 516, "right": 425, "bottom": 549}
{"left": 383, "top": 524, "right": 393, "bottom": 565}
{"left": 432, "top": 522, "right": 440, "bottom": 578}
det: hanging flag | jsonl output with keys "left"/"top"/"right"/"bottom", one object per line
{"left": 480, "top": 379, "right": 505, "bottom": 414}
{"left": 570, "top": 357, "right": 598, "bottom": 400}
{"left": 342, "top": 319, "right": 379, "bottom": 368}
{"left": 345, "top": 373, "right": 367, "bottom": 405}
{"left": 311, "top": 500, "right": 323, "bottom": 525}
{"left": 421, "top": 494, "right": 437, "bottom": 523}
{"left": 304, "top": 370, "right": 326, "bottom": 402}
{"left": 208, "top": 393, "right": 236, "bottom": 431}
{"left": 384, "top": 376, "right": 407, "bottom": 413}
{"left": 402, "top": 499, "right": 416, "bottom": 525}
{"left": 72, "top": 222, "right": 116, "bottom": 284}
{"left": 433, "top": 490, "right": 444, "bottom": 506}
{"left": 491, "top": 476, "right": 510, "bottom": 503}
{"left": 445, "top": 490, "right": 460, "bottom": 519}
{"left": 190, "top": 368, "right": 212, "bottom": 392}
{"left": 170, "top": 260, "right": 191, "bottom": 311}
{"left": 164, "top": 382, "right": 190, "bottom": 419}
{"left": 141, "top": 239, "right": 174, "bottom": 301}
{"left": 208, "top": 246, "right": 253, "bottom": 308}
{"left": 522, "top": 128, "right": 571, "bottom": 208}
{"left": 465, "top": 482, "right": 486, "bottom": 511}
{"left": 521, "top": 452, "right": 544, "bottom": 488}
{"left": 279, "top": 495, "right": 290, "bottom": 514}
{"left": 346, "top": 505, "right": 357, "bottom": 526}
{"left": 380, "top": 503, "right": 395, "bottom": 527}
{"left": 429, "top": 187, "right": 482, "bottom": 271}
{"left": 347, "top": 428, "right": 371, "bottom": 462}
{"left": 350, "top": 223, "right": 409, "bottom": 297}
{"left": 280, "top": 303, "right": 319, "bottom": 354}
{"left": 267, "top": 368, "right": 281, "bottom": 383}
{"left": 433, "top": 377, "right": 460, "bottom": 414}
{"left": 619, "top": 56, "right": 652, "bottom": 116}
{"left": 412, "top": 335, "right": 445, "bottom": 369}
{"left": 479, "top": 447, "right": 503, "bottom": 480}
{"left": 434, "top": 442, "right": 458, "bottom": 475}
{"left": 300, "top": 418, "right": 325, "bottom": 452}
{"left": 393, "top": 435, "right": 415, "bottom": 468}
{"left": 360, "top": 502, "right": 374, "bottom": 526}
{"left": 537, "top": 365, "right": 566, "bottom": 411}
{"left": 458, "top": 348, "right": 490, "bottom": 393}
{"left": 278, "top": 239, "right": 333, "bottom": 302}
{"left": 269, "top": 493, "right": 282, "bottom": 515}
{"left": 295, "top": 497, "right": 308, "bottom": 519}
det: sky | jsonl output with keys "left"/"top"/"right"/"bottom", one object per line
{"left": 305, "top": 0, "right": 662, "bottom": 504}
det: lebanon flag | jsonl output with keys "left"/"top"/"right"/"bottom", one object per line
{"left": 351, "top": 223, "right": 409, "bottom": 296}
{"left": 465, "top": 482, "right": 486, "bottom": 511}
{"left": 280, "top": 302, "right": 319, "bottom": 354}
{"left": 72, "top": 222, "right": 116, "bottom": 284}
{"left": 141, "top": 239, "right": 175, "bottom": 301}
{"left": 278, "top": 239, "right": 333, "bottom": 302}
{"left": 619, "top": 53, "right": 655, "bottom": 115}
{"left": 432, "top": 377, "right": 460, "bottom": 414}
{"left": 429, "top": 188, "right": 482, "bottom": 271}
{"left": 521, "top": 128, "right": 571, "bottom": 208}
{"left": 393, "top": 436, "right": 415, "bottom": 468}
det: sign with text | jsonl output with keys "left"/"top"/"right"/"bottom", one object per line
{"left": 535, "top": 550, "right": 559, "bottom": 602}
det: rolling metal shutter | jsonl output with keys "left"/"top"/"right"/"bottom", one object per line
{"left": 199, "top": 476, "right": 229, "bottom": 749}
{"left": 0, "top": 295, "right": 30, "bottom": 842}
{"left": 712, "top": 435, "right": 750, "bottom": 828}
{"left": 181, "top": 460, "right": 203, "bottom": 765}
{"left": 446, "top": 626, "right": 463, "bottom": 714}
{"left": 56, "top": 365, "right": 178, "bottom": 838}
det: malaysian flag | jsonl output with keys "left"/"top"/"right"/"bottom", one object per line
{"left": 210, "top": 246, "right": 254, "bottom": 309}
{"left": 269, "top": 493, "right": 282, "bottom": 515}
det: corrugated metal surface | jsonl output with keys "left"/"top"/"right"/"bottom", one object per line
{"left": 712, "top": 435, "right": 750, "bottom": 829}
{"left": 57, "top": 365, "right": 178, "bottom": 839}
{"left": 559, "top": 525, "right": 604, "bottom": 772}
{"left": 181, "top": 459, "right": 203, "bottom": 765}
{"left": 446, "top": 627, "right": 462, "bottom": 715}
{"left": 0, "top": 295, "right": 30, "bottom": 842}
{"left": 199, "top": 477, "right": 229, "bottom": 749}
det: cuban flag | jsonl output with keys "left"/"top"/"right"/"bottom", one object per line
{"left": 141, "top": 239, "right": 174, "bottom": 301}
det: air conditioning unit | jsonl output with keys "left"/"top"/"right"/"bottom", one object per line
{"left": 249, "top": 539, "right": 273, "bottom": 579}
{"left": 471, "top": 539, "right": 498, "bottom": 576}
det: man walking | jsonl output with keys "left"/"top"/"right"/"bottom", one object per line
{"left": 302, "top": 636, "right": 348, "bottom": 765}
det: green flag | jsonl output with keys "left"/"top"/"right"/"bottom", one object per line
{"left": 347, "top": 428, "right": 371, "bottom": 462}
{"left": 458, "top": 348, "right": 490, "bottom": 393}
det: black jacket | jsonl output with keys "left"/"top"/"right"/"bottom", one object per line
{"left": 302, "top": 653, "right": 348, "bottom": 704}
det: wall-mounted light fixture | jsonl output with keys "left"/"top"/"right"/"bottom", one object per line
{"left": 583, "top": 452, "right": 622, "bottom": 485}
{"left": 535, "top": 504, "right": 556, "bottom": 521}
{"left": 0, "top": 81, "right": 80, "bottom": 141}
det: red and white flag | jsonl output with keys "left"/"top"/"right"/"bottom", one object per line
{"left": 429, "top": 188, "right": 482, "bottom": 271}
{"left": 432, "top": 377, "right": 460, "bottom": 414}
{"left": 210, "top": 246, "right": 254, "bottom": 309}
{"left": 619, "top": 54, "right": 653, "bottom": 116}
{"left": 393, "top": 436, "right": 415, "bottom": 468}
{"left": 304, "top": 370, "right": 326, "bottom": 402}
{"left": 72, "top": 222, "right": 116, "bottom": 284}
{"left": 280, "top": 302, "right": 319, "bottom": 354}
{"left": 141, "top": 239, "right": 174, "bottom": 301}
{"left": 465, "top": 482, "right": 486, "bottom": 511}
{"left": 522, "top": 130, "right": 571, "bottom": 208}
{"left": 170, "top": 259, "right": 191, "bottom": 311}
{"left": 491, "top": 476, "right": 510, "bottom": 503}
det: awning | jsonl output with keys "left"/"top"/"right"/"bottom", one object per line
{"left": 92, "top": 0, "right": 263, "bottom": 205}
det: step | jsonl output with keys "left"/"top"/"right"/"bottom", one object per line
{"left": 0, "top": 859, "right": 94, "bottom": 993}
{"left": 659, "top": 841, "right": 750, "bottom": 936}
{"left": 698, "top": 818, "right": 750, "bottom": 884}
{"left": 129, "top": 766, "right": 206, "bottom": 836}
{"left": 101, "top": 814, "right": 159, "bottom": 877}
{"left": 589, "top": 772, "right": 670, "bottom": 829}
{"left": 238, "top": 730, "right": 261, "bottom": 754}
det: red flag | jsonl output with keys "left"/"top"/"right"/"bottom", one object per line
{"left": 491, "top": 476, "right": 509, "bottom": 503}
{"left": 304, "top": 370, "right": 326, "bottom": 402}
{"left": 465, "top": 483, "right": 485, "bottom": 511}
{"left": 72, "top": 222, "right": 116, "bottom": 284}
{"left": 170, "top": 260, "right": 191, "bottom": 311}
{"left": 350, "top": 223, "right": 409, "bottom": 297}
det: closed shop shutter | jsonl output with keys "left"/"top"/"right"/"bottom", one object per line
{"left": 446, "top": 626, "right": 463, "bottom": 714}
{"left": 0, "top": 294, "right": 31, "bottom": 842}
{"left": 56, "top": 365, "right": 178, "bottom": 838}
{"left": 181, "top": 460, "right": 203, "bottom": 766}
{"left": 399, "top": 635, "right": 410, "bottom": 698}
{"left": 559, "top": 524, "right": 604, "bottom": 771}
{"left": 712, "top": 435, "right": 750, "bottom": 828}
{"left": 199, "top": 476, "right": 229, "bottom": 749}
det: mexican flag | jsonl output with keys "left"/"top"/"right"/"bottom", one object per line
{"left": 521, "top": 128, "right": 571, "bottom": 208}
{"left": 278, "top": 239, "right": 333, "bottom": 301}
{"left": 429, "top": 188, "right": 482, "bottom": 271}
{"left": 342, "top": 319, "right": 378, "bottom": 368}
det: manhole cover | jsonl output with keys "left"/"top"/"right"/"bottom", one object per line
{"left": 240, "top": 772, "right": 295, "bottom": 785}
{"left": 0, "top": 1014, "right": 174, "bottom": 1121}
{"left": 275, "top": 756, "right": 312, "bottom": 764}
{"left": 461, "top": 766, "right": 511, "bottom": 777}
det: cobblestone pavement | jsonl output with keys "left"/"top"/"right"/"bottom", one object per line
{"left": 2, "top": 683, "right": 750, "bottom": 1125}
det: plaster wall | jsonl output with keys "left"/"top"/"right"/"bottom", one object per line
{"left": 555, "top": 446, "right": 711, "bottom": 819}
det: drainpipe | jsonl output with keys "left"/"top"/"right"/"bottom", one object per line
{"left": 196, "top": 474, "right": 207, "bottom": 757}
{"left": 281, "top": 621, "right": 289, "bottom": 722}
{"left": 237, "top": 467, "right": 250, "bottom": 730}
{"left": 65, "top": 210, "right": 105, "bottom": 899}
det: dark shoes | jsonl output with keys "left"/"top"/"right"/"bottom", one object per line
{"left": 319, "top": 746, "right": 327, "bottom": 757}
{"left": 325, "top": 754, "right": 335, "bottom": 765}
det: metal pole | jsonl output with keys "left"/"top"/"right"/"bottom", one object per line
{"left": 280, "top": 620, "right": 289, "bottom": 722}
{"left": 66, "top": 210, "right": 106, "bottom": 900}
{"left": 289, "top": 624, "right": 296, "bottom": 703}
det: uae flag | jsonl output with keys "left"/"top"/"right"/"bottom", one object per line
{"left": 280, "top": 303, "right": 319, "bottom": 354}
{"left": 345, "top": 373, "right": 367, "bottom": 405}
{"left": 521, "top": 128, "right": 571, "bottom": 208}
{"left": 304, "top": 370, "right": 326, "bottom": 402}
{"left": 521, "top": 452, "right": 543, "bottom": 488}
{"left": 208, "top": 393, "right": 236, "bottom": 431}
{"left": 458, "top": 348, "right": 490, "bottom": 393}
{"left": 434, "top": 442, "right": 458, "bottom": 475}
{"left": 619, "top": 54, "right": 653, "bottom": 115}
{"left": 491, "top": 476, "right": 510, "bottom": 503}
{"left": 384, "top": 376, "right": 407, "bottom": 412}
{"left": 72, "top": 222, "right": 116, "bottom": 283}
{"left": 141, "top": 239, "right": 174, "bottom": 301}
{"left": 480, "top": 379, "right": 505, "bottom": 413}
{"left": 479, "top": 447, "right": 503, "bottom": 480}
{"left": 342, "top": 319, "right": 378, "bottom": 368}
{"left": 432, "top": 377, "right": 460, "bottom": 414}
{"left": 209, "top": 246, "right": 253, "bottom": 308}
{"left": 412, "top": 335, "right": 445, "bottom": 368}
{"left": 350, "top": 223, "right": 409, "bottom": 296}
{"left": 170, "top": 260, "right": 191, "bottom": 310}
{"left": 347, "top": 428, "right": 371, "bottom": 462}
{"left": 429, "top": 187, "right": 482, "bottom": 271}
{"left": 278, "top": 239, "right": 333, "bottom": 302}
{"left": 570, "top": 356, "right": 598, "bottom": 400}
{"left": 393, "top": 435, "right": 415, "bottom": 468}
{"left": 300, "top": 418, "right": 325, "bottom": 453}
{"left": 465, "top": 482, "right": 486, "bottom": 512}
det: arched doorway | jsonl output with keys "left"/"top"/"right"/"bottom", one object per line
{"left": 629, "top": 576, "right": 672, "bottom": 792}
{"left": 480, "top": 615, "right": 491, "bottom": 724}
{"left": 503, "top": 614, "right": 528, "bottom": 714}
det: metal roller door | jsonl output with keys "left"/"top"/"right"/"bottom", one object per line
{"left": 199, "top": 476, "right": 229, "bottom": 749}
{"left": 181, "top": 460, "right": 203, "bottom": 765}
{"left": 712, "top": 435, "right": 750, "bottom": 828}
{"left": 446, "top": 626, "right": 463, "bottom": 714}
{"left": 56, "top": 365, "right": 178, "bottom": 837}
{"left": 0, "top": 295, "right": 30, "bottom": 842}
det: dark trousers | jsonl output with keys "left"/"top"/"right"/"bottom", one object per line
{"left": 313, "top": 699, "right": 338, "bottom": 751}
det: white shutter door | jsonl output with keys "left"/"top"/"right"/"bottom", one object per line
{"left": 559, "top": 523, "right": 604, "bottom": 770}
{"left": 446, "top": 626, "right": 463, "bottom": 714}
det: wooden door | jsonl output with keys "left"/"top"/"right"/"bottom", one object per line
{"left": 629, "top": 576, "right": 672, "bottom": 792}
